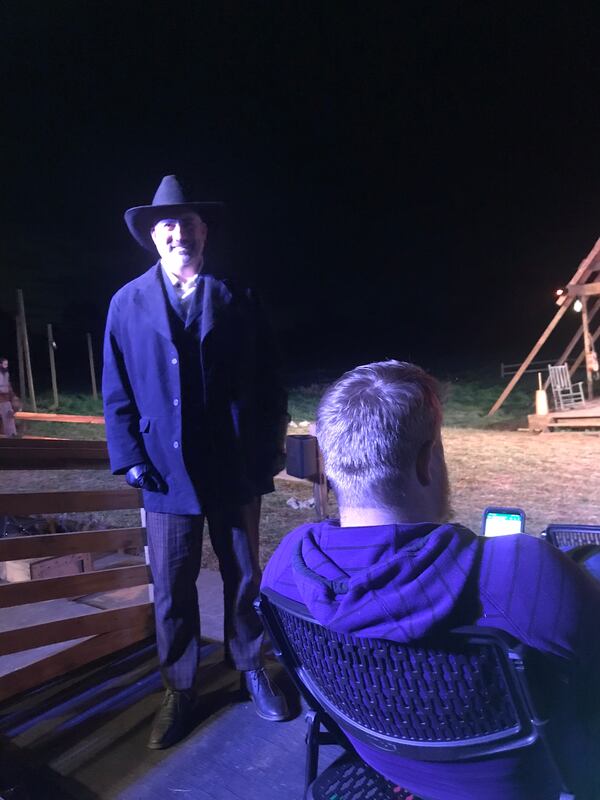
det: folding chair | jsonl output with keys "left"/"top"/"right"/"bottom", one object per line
{"left": 547, "top": 365, "right": 585, "bottom": 410}
{"left": 257, "top": 588, "right": 575, "bottom": 800}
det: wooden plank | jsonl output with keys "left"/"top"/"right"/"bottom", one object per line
{"left": 0, "top": 442, "right": 109, "bottom": 469}
{"left": 0, "top": 625, "right": 153, "bottom": 704}
{"left": 0, "top": 488, "right": 142, "bottom": 515}
{"left": 567, "top": 281, "right": 600, "bottom": 297}
{"left": 528, "top": 413, "right": 600, "bottom": 430}
{"left": 0, "top": 603, "right": 154, "bottom": 655}
{"left": 549, "top": 419, "right": 600, "bottom": 427}
{"left": 0, "top": 527, "right": 145, "bottom": 561}
{"left": 15, "top": 411, "right": 105, "bottom": 424}
{"left": 0, "top": 564, "right": 150, "bottom": 608}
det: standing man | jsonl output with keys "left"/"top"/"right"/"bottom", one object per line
{"left": 0, "top": 358, "right": 18, "bottom": 437}
{"left": 103, "top": 175, "right": 289, "bottom": 750}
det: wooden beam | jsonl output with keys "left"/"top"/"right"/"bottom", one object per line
{"left": 488, "top": 300, "right": 572, "bottom": 415}
{"left": 14, "top": 411, "right": 105, "bottom": 424}
{"left": 556, "top": 236, "right": 600, "bottom": 306}
{"left": 0, "top": 488, "right": 141, "bottom": 515}
{"left": 0, "top": 438, "right": 109, "bottom": 469}
{"left": 0, "top": 527, "right": 145, "bottom": 561}
{"left": 0, "top": 564, "right": 150, "bottom": 608}
{"left": 566, "top": 282, "right": 600, "bottom": 297}
{"left": 0, "top": 603, "right": 154, "bottom": 656}
{"left": 0, "top": 625, "right": 154, "bottom": 704}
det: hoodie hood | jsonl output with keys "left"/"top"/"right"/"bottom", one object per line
{"left": 292, "top": 520, "right": 482, "bottom": 641}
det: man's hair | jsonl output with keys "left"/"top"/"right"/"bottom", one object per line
{"left": 316, "top": 360, "right": 443, "bottom": 508}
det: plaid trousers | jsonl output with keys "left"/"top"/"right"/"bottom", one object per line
{"left": 146, "top": 497, "right": 263, "bottom": 690}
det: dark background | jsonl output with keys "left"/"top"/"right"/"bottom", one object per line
{"left": 1, "top": 1, "right": 600, "bottom": 389}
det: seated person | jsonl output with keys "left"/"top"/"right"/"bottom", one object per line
{"left": 263, "top": 360, "right": 600, "bottom": 800}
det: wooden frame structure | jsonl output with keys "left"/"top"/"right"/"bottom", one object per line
{"left": 0, "top": 440, "right": 153, "bottom": 705}
{"left": 489, "top": 237, "right": 600, "bottom": 415}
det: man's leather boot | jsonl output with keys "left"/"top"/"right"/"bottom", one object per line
{"left": 243, "top": 667, "right": 289, "bottom": 721}
{"left": 147, "top": 688, "right": 196, "bottom": 749}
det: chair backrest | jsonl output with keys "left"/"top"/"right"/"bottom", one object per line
{"left": 543, "top": 524, "right": 600, "bottom": 550}
{"left": 548, "top": 364, "right": 572, "bottom": 391}
{"left": 258, "top": 588, "right": 561, "bottom": 765}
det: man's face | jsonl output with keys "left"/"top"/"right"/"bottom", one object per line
{"left": 0, "top": 359, "right": 8, "bottom": 370}
{"left": 151, "top": 212, "right": 207, "bottom": 273}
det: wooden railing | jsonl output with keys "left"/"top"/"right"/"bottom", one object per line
{"left": 0, "top": 449, "right": 154, "bottom": 704}
{"left": 0, "top": 437, "right": 108, "bottom": 469}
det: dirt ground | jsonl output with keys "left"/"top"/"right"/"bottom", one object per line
{"left": 2, "top": 427, "right": 599, "bottom": 569}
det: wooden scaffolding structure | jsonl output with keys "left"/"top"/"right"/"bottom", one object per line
{"left": 489, "top": 237, "right": 600, "bottom": 415}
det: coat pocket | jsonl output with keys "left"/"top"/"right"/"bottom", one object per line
{"left": 139, "top": 416, "right": 151, "bottom": 433}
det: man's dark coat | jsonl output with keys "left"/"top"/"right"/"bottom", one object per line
{"left": 102, "top": 263, "right": 287, "bottom": 514}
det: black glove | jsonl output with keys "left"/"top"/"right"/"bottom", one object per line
{"left": 125, "top": 463, "right": 166, "bottom": 492}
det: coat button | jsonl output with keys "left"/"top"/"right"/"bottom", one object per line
{"left": 173, "top": 398, "right": 179, "bottom": 407}
{"left": 173, "top": 441, "right": 179, "bottom": 449}
{"left": 171, "top": 357, "right": 178, "bottom": 365}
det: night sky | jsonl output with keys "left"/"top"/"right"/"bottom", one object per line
{"left": 2, "top": 2, "right": 600, "bottom": 386}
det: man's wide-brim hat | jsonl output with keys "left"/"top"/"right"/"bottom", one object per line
{"left": 124, "top": 174, "right": 224, "bottom": 251}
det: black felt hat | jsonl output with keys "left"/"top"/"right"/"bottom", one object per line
{"left": 124, "top": 175, "right": 224, "bottom": 250}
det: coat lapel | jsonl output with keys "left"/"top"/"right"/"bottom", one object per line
{"left": 186, "top": 272, "right": 232, "bottom": 342}
{"left": 132, "top": 264, "right": 174, "bottom": 342}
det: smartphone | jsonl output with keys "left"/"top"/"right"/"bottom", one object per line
{"left": 481, "top": 507, "right": 526, "bottom": 537}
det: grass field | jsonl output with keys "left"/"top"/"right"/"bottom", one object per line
{"left": 4, "top": 378, "right": 600, "bottom": 570}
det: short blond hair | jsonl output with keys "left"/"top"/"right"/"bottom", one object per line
{"left": 316, "top": 360, "right": 442, "bottom": 508}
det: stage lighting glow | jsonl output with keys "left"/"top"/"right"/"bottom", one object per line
{"left": 574, "top": 298, "right": 583, "bottom": 312}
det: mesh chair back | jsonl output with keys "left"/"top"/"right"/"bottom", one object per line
{"left": 544, "top": 524, "right": 600, "bottom": 550}
{"left": 259, "top": 589, "right": 544, "bottom": 762}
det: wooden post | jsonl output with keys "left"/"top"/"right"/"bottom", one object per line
{"left": 15, "top": 316, "right": 26, "bottom": 401}
{"left": 47, "top": 324, "right": 59, "bottom": 409}
{"left": 17, "top": 290, "right": 36, "bottom": 412}
{"left": 570, "top": 321, "right": 600, "bottom": 374}
{"left": 581, "top": 297, "right": 594, "bottom": 400}
{"left": 86, "top": 333, "right": 98, "bottom": 400}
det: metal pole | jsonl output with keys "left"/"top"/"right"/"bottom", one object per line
{"left": 15, "top": 315, "right": 26, "bottom": 401}
{"left": 581, "top": 297, "right": 594, "bottom": 400}
{"left": 47, "top": 324, "right": 59, "bottom": 408}
{"left": 86, "top": 332, "right": 98, "bottom": 400}
{"left": 17, "top": 289, "right": 36, "bottom": 412}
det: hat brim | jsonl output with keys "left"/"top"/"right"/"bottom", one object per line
{"left": 124, "top": 201, "right": 225, "bottom": 251}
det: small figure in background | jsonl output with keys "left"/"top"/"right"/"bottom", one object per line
{"left": 0, "top": 357, "right": 19, "bottom": 437}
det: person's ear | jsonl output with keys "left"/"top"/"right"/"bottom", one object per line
{"left": 416, "top": 440, "right": 434, "bottom": 487}
{"left": 150, "top": 226, "right": 157, "bottom": 245}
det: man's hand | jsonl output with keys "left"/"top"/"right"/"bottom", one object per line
{"left": 125, "top": 463, "right": 166, "bottom": 493}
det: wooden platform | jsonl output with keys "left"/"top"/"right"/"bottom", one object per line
{"left": 528, "top": 399, "right": 600, "bottom": 431}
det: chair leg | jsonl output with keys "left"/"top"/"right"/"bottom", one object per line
{"left": 304, "top": 710, "right": 321, "bottom": 800}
